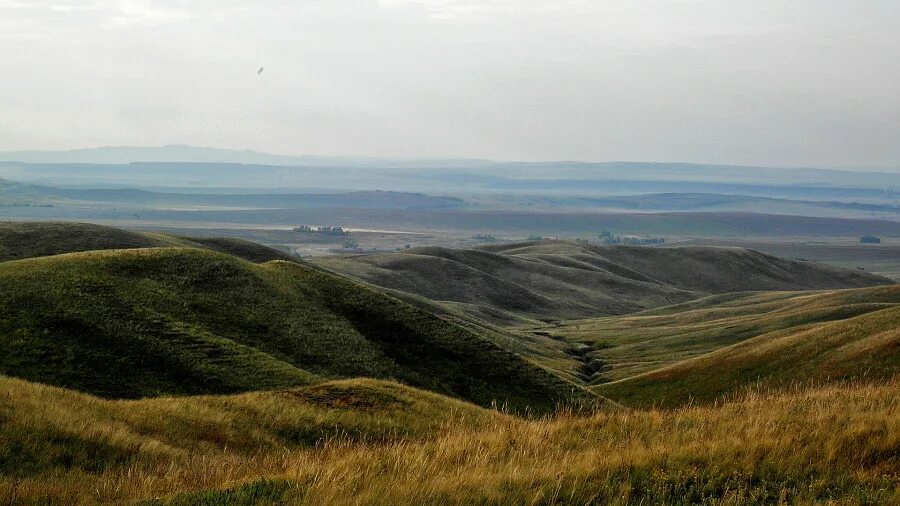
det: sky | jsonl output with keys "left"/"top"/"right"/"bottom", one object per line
{"left": 1, "top": 0, "right": 899, "bottom": 168}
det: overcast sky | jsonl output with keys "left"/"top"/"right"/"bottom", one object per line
{"left": 1, "top": 1, "right": 899, "bottom": 168}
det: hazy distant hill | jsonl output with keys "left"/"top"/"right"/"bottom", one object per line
{"left": 314, "top": 240, "right": 892, "bottom": 323}
{"left": 0, "top": 179, "right": 464, "bottom": 210}
{"left": 2, "top": 145, "right": 900, "bottom": 192}
{"left": 0, "top": 145, "right": 364, "bottom": 166}
{"left": 484, "top": 192, "right": 900, "bottom": 217}
{"left": 0, "top": 145, "right": 494, "bottom": 169}
{"left": 7, "top": 176, "right": 900, "bottom": 223}
{"left": 6, "top": 205, "right": 900, "bottom": 238}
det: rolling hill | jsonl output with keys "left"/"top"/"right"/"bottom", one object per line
{"left": 0, "top": 375, "right": 497, "bottom": 479}
{"left": 0, "top": 221, "right": 164, "bottom": 260}
{"left": 559, "top": 285, "right": 900, "bottom": 407}
{"left": 3, "top": 373, "right": 897, "bottom": 504}
{"left": 663, "top": 238, "right": 900, "bottom": 281}
{"left": 0, "top": 221, "right": 299, "bottom": 264}
{"left": 314, "top": 240, "right": 892, "bottom": 324}
{"left": 0, "top": 222, "right": 898, "bottom": 503}
{"left": 0, "top": 246, "right": 586, "bottom": 413}
{"left": 0, "top": 222, "right": 593, "bottom": 389}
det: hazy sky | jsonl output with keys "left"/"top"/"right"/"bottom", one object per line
{"left": 1, "top": 1, "right": 899, "bottom": 167}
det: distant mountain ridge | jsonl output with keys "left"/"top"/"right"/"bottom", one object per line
{"left": 0, "top": 145, "right": 495, "bottom": 169}
{"left": 2, "top": 145, "right": 900, "bottom": 189}
{"left": 0, "top": 179, "right": 465, "bottom": 210}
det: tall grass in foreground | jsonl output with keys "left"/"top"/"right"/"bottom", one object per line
{"left": 2, "top": 378, "right": 899, "bottom": 504}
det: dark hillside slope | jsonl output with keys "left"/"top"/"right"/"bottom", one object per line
{"left": 315, "top": 241, "right": 891, "bottom": 323}
{"left": 0, "top": 221, "right": 164, "bottom": 261}
{"left": 168, "top": 235, "right": 299, "bottom": 263}
{"left": 484, "top": 241, "right": 891, "bottom": 292}
{"left": 317, "top": 247, "right": 694, "bottom": 323}
{"left": 0, "top": 248, "right": 584, "bottom": 413}
{"left": 0, "top": 221, "right": 298, "bottom": 264}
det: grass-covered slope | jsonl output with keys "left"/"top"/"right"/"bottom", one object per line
{"left": 484, "top": 240, "right": 891, "bottom": 292}
{"left": 0, "top": 221, "right": 165, "bottom": 261}
{"left": 317, "top": 246, "right": 693, "bottom": 323}
{"left": 0, "top": 221, "right": 299, "bottom": 264}
{"left": 556, "top": 286, "right": 900, "bottom": 384}
{"left": 0, "top": 247, "right": 584, "bottom": 412}
{"left": 315, "top": 240, "right": 892, "bottom": 323}
{"left": 587, "top": 285, "right": 900, "bottom": 407}
{"left": 3, "top": 374, "right": 898, "bottom": 504}
{"left": 162, "top": 234, "right": 300, "bottom": 263}
{"left": 0, "top": 375, "right": 496, "bottom": 478}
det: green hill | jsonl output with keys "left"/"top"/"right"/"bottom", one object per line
{"left": 314, "top": 240, "right": 892, "bottom": 324}
{"left": 0, "top": 221, "right": 164, "bottom": 260}
{"left": 0, "top": 221, "right": 298, "bottom": 264}
{"left": 161, "top": 235, "right": 300, "bottom": 263}
{"left": 0, "top": 247, "right": 586, "bottom": 413}
{"left": 582, "top": 285, "right": 900, "bottom": 407}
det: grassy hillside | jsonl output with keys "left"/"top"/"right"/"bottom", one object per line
{"left": 316, "top": 247, "right": 692, "bottom": 324}
{"left": 555, "top": 287, "right": 899, "bottom": 383}
{"left": 315, "top": 240, "right": 891, "bottom": 323}
{"left": 2, "top": 374, "right": 897, "bottom": 504}
{"left": 162, "top": 235, "right": 300, "bottom": 263}
{"left": 485, "top": 241, "right": 892, "bottom": 292}
{"left": 0, "top": 221, "right": 299, "bottom": 264}
{"left": 577, "top": 285, "right": 900, "bottom": 407}
{"left": 667, "top": 237, "right": 900, "bottom": 281}
{"left": 0, "top": 247, "right": 585, "bottom": 413}
{"left": 1, "top": 223, "right": 898, "bottom": 503}
{"left": 0, "top": 221, "right": 165, "bottom": 261}
{"left": 0, "top": 375, "right": 496, "bottom": 479}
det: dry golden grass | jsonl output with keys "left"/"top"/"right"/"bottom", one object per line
{"left": 2, "top": 375, "right": 898, "bottom": 504}
{"left": 554, "top": 285, "right": 900, "bottom": 384}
